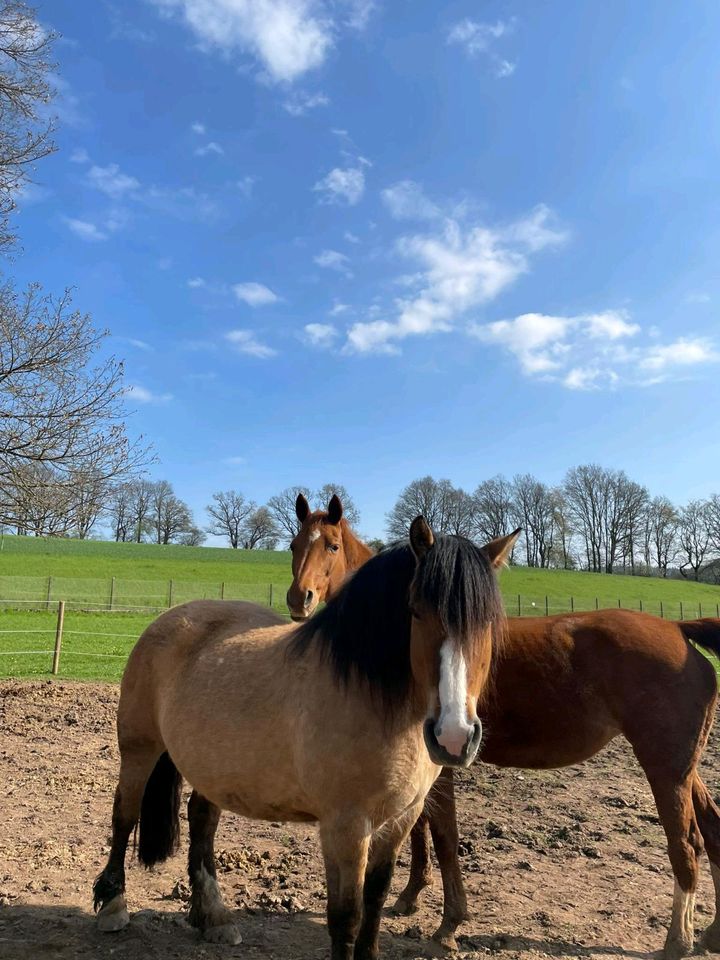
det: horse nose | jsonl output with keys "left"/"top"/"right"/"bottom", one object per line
{"left": 436, "top": 719, "right": 482, "bottom": 760}
{"left": 304, "top": 590, "right": 314, "bottom": 608}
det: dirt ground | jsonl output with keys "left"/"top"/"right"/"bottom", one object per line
{"left": 2, "top": 680, "right": 719, "bottom": 960}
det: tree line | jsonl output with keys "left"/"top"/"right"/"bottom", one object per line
{"left": 387, "top": 470, "right": 720, "bottom": 582}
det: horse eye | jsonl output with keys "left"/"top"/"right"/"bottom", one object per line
{"left": 327, "top": 543, "right": 340, "bottom": 553}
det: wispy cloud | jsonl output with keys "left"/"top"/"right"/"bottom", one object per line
{"left": 120, "top": 337, "right": 154, "bottom": 351}
{"left": 237, "top": 175, "right": 256, "bottom": 198}
{"left": 685, "top": 291, "right": 711, "bottom": 304}
{"left": 149, "top": 0, "right": 335, "bottom": 83}
{"left": 233, "top": 282, "right": 279, "bottom": 306}
{"left": 63, "top": 217, "right": 109, "bottom": 242}
{"left": 382, "top": 180, "right": 440, "bottom": 221}
{"left": 470, "top": 312, "right": 719, "bottom": 389}
{"left": 329, "top": 300, "right": 349, "bottom": 316}
{"left": 304, "top": 323, "right": 338, "bottom": 348}
{"left": 187, "top": 277, "right": 206, "bottom": 288}
{"left": 284, "top": 90, "right": 329, "bottom": 116}
{"left": 314, "top": 166, "right": 365, "bottom": 205}
{"left": 314, "top": 249, "right": 352, "bottom": 277}
{"left": 194, "top": 140, "right": 224, "bottom": 157}
{"left": 345, "top": 203, "right": 567, "bottom": 354}
{"left": 191, "top": 121, "right": 206, "bottom": 135}
{"left": 69, "top": 147, "right": 89, "bottom": 164}
{"left": 225, "top": 329, "right": 276, "bottom": 358}
{"left": 447, "top": 18, "right": 516, "bottom": 78}
{"left": 87, "top": 163, "right": 140, "bottom": 198}
{"left": 125, "top": 384, "right": 174, "bottom": 403}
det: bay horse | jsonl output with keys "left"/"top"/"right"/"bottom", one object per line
{"left": 288, "top": 509, "right": 720, "bottom": 959}
{"left": 93, "top": 518, "right": 519, "bottom": 960}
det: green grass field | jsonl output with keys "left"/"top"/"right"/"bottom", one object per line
{"left": 1, "top": 533, "right": 719, "bottom": 681}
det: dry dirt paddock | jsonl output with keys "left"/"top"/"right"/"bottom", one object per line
{"left": 2, "top": 680, "right": 720, "bottom": 960}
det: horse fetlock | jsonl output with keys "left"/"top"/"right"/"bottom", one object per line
{"left": 97, "top": 894, "right": 130, "bottom": 933}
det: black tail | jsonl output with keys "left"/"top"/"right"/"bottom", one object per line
{"left": 138, "top": 752, "right": 182, "bottom": 867}
{"left": 680, "top": 619, "right": 720, "bottom": 657}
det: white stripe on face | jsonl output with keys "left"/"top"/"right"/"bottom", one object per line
{"left": 309, "top": 529, "right": 321, "bottom": 543}
{"left": 436, "top": 640, "right": 474, "bottom": 757}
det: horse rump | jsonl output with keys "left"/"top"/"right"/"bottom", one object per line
{"left": 679, "top": 619, "right": 720, "bottom": 659}
{"left": 138, "top": 752, "right": 183, "bottom": 867}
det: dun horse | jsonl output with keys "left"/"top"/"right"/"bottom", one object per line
{"left": 94, "top": 518, "right": 518, "bottom": 960}
{"left": 289, "top": 499, "right": 720, "bottom": 960}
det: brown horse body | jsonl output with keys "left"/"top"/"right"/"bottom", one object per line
{"left": 94, "top": 521, "right": 517, "bottom": 960}
{"left": 288, "top": 505, "right": 720, "bottom": 959}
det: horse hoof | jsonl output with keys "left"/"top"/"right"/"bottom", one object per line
{"left": 429, "top": 930, "right": 458, "bottom": 954}
{"left": 662, "top": 936, "right": 693, "bottom": 960}
{"left": 97, "top": 896, "right": 130, "bottom": 933}
{"left": 391, "top": 894, "right": 418, "bottom": 916}
{"left": 203, "top": 923, "right": 242, "bottom": 945}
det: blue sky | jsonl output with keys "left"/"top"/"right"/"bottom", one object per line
{"left": 14, "top": 0, "right": 720, "bottom": 539}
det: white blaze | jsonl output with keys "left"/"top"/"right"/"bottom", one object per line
{"left": 436, "top": 640, "right": 473, "bottom": 757}
{"left": 309, "top": 529, "right": 321, "bottom": 543}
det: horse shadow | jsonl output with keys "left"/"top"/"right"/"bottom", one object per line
{"left": 0, "top": 902, "right": 663, "bottom": 959}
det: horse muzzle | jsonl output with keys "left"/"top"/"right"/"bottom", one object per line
{"left": 423, "top": 717, "right": 482, "bottom": 768}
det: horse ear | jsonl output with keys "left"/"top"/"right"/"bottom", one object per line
{"left": 409, "top": 516, "right": 434, "bottom": 560}
{"left": 483, "top": 528, "right": 521, "bottom": 569}
{"left": 327, "top": 494, "right": 343, "bottom": 525}
{"left": 295, "top": 493, "right": 310, "bottom": 523}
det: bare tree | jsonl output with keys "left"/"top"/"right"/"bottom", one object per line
{"left": 178, "top": 525, "right": 206, "bottom": 547}
{"left": 314, "top": 483, "right": 360, "bottom": 527}
{"left": 0, "top": 2, "right": 57, "bottom": 250}
{"left": 511, "top": 474, "right": 556, "bottom": 568}
{"left": 67, "top": 471, "right": 109, "bottom": 539}
{"left": 679, "top": 500, "right": 714, "bottom": 581}
{"left": 106, "top": 483, "right": 134, "bottom": 542}
{"left": 150, "top": 480, "right": 193, "bottom": 545}
{"left": 207, "top": 490, "right": 255, "bottom": 549}
{"left": 0, "top": 282, "right": 151, "bottom": 528}
{"left": 267, "top": 486, "right": 311, "bottom": 543}
{"left": 242, "top": 506, "right": 279, "bottom": 550}
{"left": 644, "top": 496, "right": 680, "bottom": 577}
{"left": 563, "top": 464, "right": 605, "bottom": 571}
{"left": 471, "top": 475, "right": 515, "bottom": 542}
{"left": 386, "top": 476, "right": 461, "bottom": 540}
{"left": 126, "top": 479, "right": 154, "bottom": 543}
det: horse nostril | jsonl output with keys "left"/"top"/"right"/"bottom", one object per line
{"left": 304, "top": 590, "right": 314, "bottom": 607}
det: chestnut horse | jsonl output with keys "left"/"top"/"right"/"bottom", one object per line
{"left": 287, "top": 508, "right": 720, "bottom": 960}
{"left": 93, "top": 519, "right": 518, "bottom": 960}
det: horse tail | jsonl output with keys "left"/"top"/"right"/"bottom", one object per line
{"left": 679, "top": 619, "right": 720, "bottom": 658}
{"left": 138, "top": 752, "right": 183, "bottom": 867}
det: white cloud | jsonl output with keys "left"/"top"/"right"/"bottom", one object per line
{"left": 69, "top": 147, "right": 89, "bottom": 164}
{"left": 225, "top": 329, "right": 276, "bottom": 358}
{"left": 87, "top": 163, "right": 140, "bottom": 199}
{"left": 343, "top": 0, "right": 376, "bottom": 30}
{"left": 64, "top": 217, "right": 108, "bottom": 242}
{"left": 237, "top": 175, "right": 256, "bottom": 197}
{"left": 685, "top": 291, "right": 711, "bottom": 304}
{"left": 157, "top": 256, "right": 173, "bottom": 270}
{"left": 125, "top": 338, "right": 153, "bottom": 351}
{"left": 191, "top": 121, "right": 206, "bottom": 134}
{"left": 223, "top": 455, "right": 247, "bottom": 465}
{"left": 344, "top": 231, "right": 360, "bottom": 244}
{"left": 329, "top": 300, "right": 349, "bottom": 316}
{"left": 233, "top": 282, "right": 279, "bottom": 306}
{"left": 447, "top": 18, "right": 516, "bottom": 78}
{"left": 283, "top": 90, "right": 329, "bottom": 116}
{"left": 142, "top": 184, "right": 218, "bottom": 222}
{"left": 381, "top": 180, "right": 440, "bottom": 221}
{"left": 313, "top": 166, "right": 365, "bottom": 205}
{"left": 314, "top": 249, "right": 352, "bottom": 276}
{"left": 304, "top": 323, "right": 338, "bottom": 347}
{"left": 194, "top": 140, "right": 224, "bottom": 157}
{"left": 187, "top": 277, "right": 206, "bottom": 288}
{"left": 471, "top": 312, "right": 719, "bottom": 389}
{"left": 125, "top": 384, "right": 173, "bottom": 403}
{"left": 149, "top": 0, "right": 333, "bottom": 83}
{"left": 346, "top": 206, "right": 565, "bottom": 354}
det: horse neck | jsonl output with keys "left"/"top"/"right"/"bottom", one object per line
{"left": 340, "top": 520, "right": 374, "bottom": 574}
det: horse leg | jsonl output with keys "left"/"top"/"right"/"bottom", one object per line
{"left": 643, "top": 770, "right": 703, "bottom": 959}
{"left": 186, "top": 790, "right": 241, "bottom": 945}
{"left": 692, "top": 774, "right": 720, "bottom": 950}
{"left": 320, "top": 817, "right": 371, "bottom": 960}
{"left": 354, "top": 803, "right": 423, "bottom": 960}
{"left": 93, "top": 743, "right": 161, "bottom": 931}
{"left": 426, "top": 767, "right": 468, "bottom": 951}
{"left": 391, "top": 811, "right": 432, "bottom": 915}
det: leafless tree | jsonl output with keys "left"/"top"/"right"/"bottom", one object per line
{"left": 643, "top": 496, "right": 680, "bottom": 577}
{"left": 0, "top": 282, "right": 151, "bottom": 529}
{"left": 267, "top": 486, "right": 311, "bottom": 542}
{"left": 313, "top": 483, "right": 360, "bottom": 527}
{"left": 679, "top": 499, "right": 714, "bottom": 581}
{"left": 510, "top": 474, "right": 556, "bottom": 568}
{"left": 150, "top": 480, "right": 193, "bottom": 545}
{"left": 178, "top": 525, "right": 206, "bottom": 547}
{"left": 550, "top": 490, "right": 575, "bottom": 569}
{"left": 386, "top": 476, "right": 465, "bottom": 540}
{"left": 471, "top": 475, "right": 515, "bottom": 542}
{"left": 0, "top": 2, "right": 57, "bottom": 250}
{"left": 242, "top": 506, "right": 279, "bottom": 550}
{"left": 106, "top": 483, "right": 134, "bottom": 542}
{"left": 207, "top": 490, "right": 255, "bottom": 548}
{"left": 126, "top": 479, "right": 154, "bottom": 543}
{"left": 67, "top": 471, "right": 109, "bottom": 539}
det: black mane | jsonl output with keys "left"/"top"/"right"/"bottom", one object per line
{"left": 288, "top": 534, "right": 504, "bottom": 710}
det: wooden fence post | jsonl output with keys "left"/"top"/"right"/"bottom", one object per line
{"left": 52, "top": 600, "right": 65, "bottom": 675}
{"left": 168, "top": 579, "right": 174, "bottom": 608}
{"left": 221, "top": 581, "right": 226, "bottom": 600}
{"left": 680, "top": 601, "right": 684, "bottom": 621}
{"left": 46, "top": 575, "right": 53, "bottom": 611}
{"left": 109, "top": 577, "right": 116, "bottom": 612}
{"left": 517, "top": 593, "right": 521, "bottom": 617}
{"left": 639, "top": 599, "right": 643, "bottom": 612}
{"left": 699, "top": 602, "right": 703, "bottom": 618}
{"left": 545, "top": 596, "right": 549, "bottom": 617}
{"left": 570, "top": 596, "right": 574, "bottom": 612}
{"left": 595, "top": 597, "right": 599, "bottom": 610}
{"left": 617, "top": 598, "right": 621, "bottom": 609}
{"left": 660, "top": 600, "right": 664, "bottom": 619}
{"left": 269, "top": 583, "right": 274, "bottom": 607}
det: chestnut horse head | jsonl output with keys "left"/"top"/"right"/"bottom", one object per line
{"left": 286, "top": 492, "right": 373, "bottom": 621}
